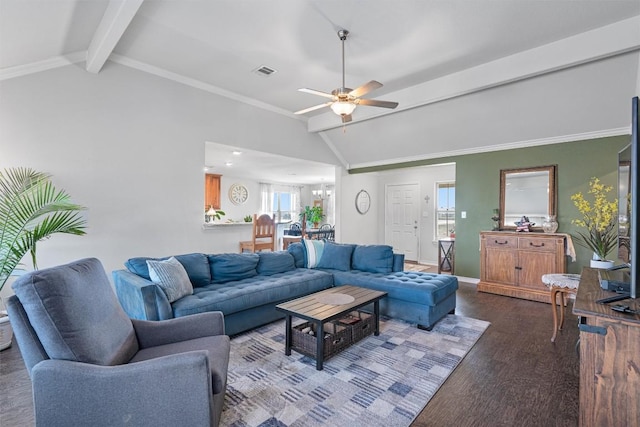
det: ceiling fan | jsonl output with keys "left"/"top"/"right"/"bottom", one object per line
{"left": 294, "top": 29, "right": 399, "bottom": 123}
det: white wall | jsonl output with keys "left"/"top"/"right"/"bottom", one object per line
{"left": 0, "top": 61, "right": 340, "bottom": 297}
{"left": 338, "top": 171, "right": 380, "bottom": 245}
{"left": 336, "top": 163, "right": 455, "bottom": 264}
{"left": 376, "top": 163, "right": 456, "bottom": 264}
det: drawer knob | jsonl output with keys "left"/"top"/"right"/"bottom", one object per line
{"left": 529, "top": 242, "right": 545, "bottom": 248}
{"left": 495, "top": 240, "right": 509, "bottom": 245}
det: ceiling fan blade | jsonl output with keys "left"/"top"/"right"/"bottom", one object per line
{"left": 349, "top": 80, "right": 383, "bottom": 98}
{"left": 298, "top": 88, "right": 335, "bottom": 99}
{"left": 358, "top": 98, "right": 399, "bottom": 109}
{"left": 342, "top": 114, "right": 352, "bottom": 124}
{"left": 294, "top": 102, "right": 333, "bottom": 115}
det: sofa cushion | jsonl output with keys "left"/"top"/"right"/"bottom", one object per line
{"left": 125, "top": 253, "right": 211, "bottom": 287}
{"left": 257, "top": 252, "right": 296, "bottom": 276}
{"left": 352, "top": 245, "right": 394, "bottom": 273}
{"left": 147, "top": 257, "right": 194, "bottom": 303}
{"left": 12, "top": 258, "right": 139, "bottom": 366}
{"left": 172, "top": 269, "right": 334, "bottom": 317}
{"left": 332, "top": 270, "right": 458, "bottom": 306}
{"left": 316, "top": 242, "right": 355, "bottom": 271}
{"left": 287, "top": 242, "right": 305, "bottom": 268}
{"left": 209, "top": 253, "right": 259, "bottom": 283}
{"left": 303, "top": 239, "right": 325, "bottom": 268}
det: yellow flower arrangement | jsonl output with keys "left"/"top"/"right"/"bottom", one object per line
{"left": 571, "top": 177, "right": 618, "bottom": 261}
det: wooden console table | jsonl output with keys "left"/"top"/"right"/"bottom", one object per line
{"left": 573, "top": 267, "right": 640, "bottom": 426}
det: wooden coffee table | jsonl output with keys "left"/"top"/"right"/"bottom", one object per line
{"left": 276, "top": 285, "right": 387, "bottom": 370}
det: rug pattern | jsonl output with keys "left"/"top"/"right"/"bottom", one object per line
{"left": 221, "top": 315, "right": 489, "bottom": 427}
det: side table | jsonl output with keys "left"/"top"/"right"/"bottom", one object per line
{"left": 438, "top": 238, "right": 455, "bottom": 274}
{"left": 541, "top": 273, "right": 580, "bottom": 342}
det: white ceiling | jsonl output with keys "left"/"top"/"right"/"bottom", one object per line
{"left": 2, "top": 0, "right": 639, "bottom": 182}
{"left": 205, "top": 141, "right": 335, "bottom": 184}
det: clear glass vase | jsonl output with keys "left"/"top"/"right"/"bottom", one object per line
{"left": 542, "top": 215, "right": 559, "bottom": 233}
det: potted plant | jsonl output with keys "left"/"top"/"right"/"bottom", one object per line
{"left": 299, "top": 206, "right": 324, "bottom": 228}
{"left": 571, "top": 177, "right": 618, "bottom": 268}
{"left": 0, "top": 168, "right": 87, "bottom": 350}
{"left": 204, "top": 206, "right": 225, "bottom": 223}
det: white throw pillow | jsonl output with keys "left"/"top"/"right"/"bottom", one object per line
{"left": 147, "top": 257, "right": 193, "bottom": 303}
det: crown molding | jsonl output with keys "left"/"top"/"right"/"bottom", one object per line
{"left": 109, "top": 54, "right": 302, "bottom": 120}
{"left": 0, "top": 51, "right": 86, "bottom": 81}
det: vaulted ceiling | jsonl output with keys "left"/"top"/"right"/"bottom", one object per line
{"left": 2, "top": 0, "right": 639, "bottom": 176}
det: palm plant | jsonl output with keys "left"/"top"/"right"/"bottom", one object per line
{"left": 0, "top": 168, "right": 87, "bottom": 291}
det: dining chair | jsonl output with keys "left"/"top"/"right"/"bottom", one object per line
{"left": 318, "top": 223, "right": 335, "bottom": 241}
{"left": 239, "top": 213, "right": 276, "bottom": 252}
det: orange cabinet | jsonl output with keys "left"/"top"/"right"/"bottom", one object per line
{"left": 204, "top": 174, "right": 221, "bottom": 210}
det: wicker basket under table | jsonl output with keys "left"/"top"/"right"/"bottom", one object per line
{"left": 338, "top": 311, "right": 375, "bottom": 343}
{"left": 291, "top": 321, "right": 352, "bottom": 359}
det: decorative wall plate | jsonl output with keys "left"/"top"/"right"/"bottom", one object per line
{"left": 355, "top": 189, "right": 370, "bottom": 214}
{"left": 229, "top": 183, "right": 249, "bottom": 205}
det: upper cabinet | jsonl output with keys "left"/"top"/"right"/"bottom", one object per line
{"left": 205, "top": 174, "right": 221, "bottom": 210}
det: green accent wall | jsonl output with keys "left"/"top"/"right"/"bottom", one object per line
{"left": 352, "top": 135, "right": 630, "bottom": 278}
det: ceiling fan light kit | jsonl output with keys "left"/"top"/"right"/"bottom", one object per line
{"left": 295, "top": 29, "right": 398, "bottom": 122}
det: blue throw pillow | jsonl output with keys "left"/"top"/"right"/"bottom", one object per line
{"left": 287, "top": 242, "right": 305, "bottom": 268}
{"left": 303, "top": 239, "right": 325, "bottom": 268}
{"left": 352, "top": 245, "right": 394, "bottom": 273}
{"left": 257, "top": 252, "right": 296, "bottom": 275}
{"left": 125, "top": 253, "right": 211, "bottom": 287}
{"left": 209, "top": 253, "right": 259, "bottom": 283}
{"left": 316, "top": 242, "right": 355, "bottom": 271}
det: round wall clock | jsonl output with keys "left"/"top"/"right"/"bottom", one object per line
{"left": 229, "top": 183, "right": 249, "bottom": 205}
{"left": 355, "top": 189, "right": 371, "bottom": 215}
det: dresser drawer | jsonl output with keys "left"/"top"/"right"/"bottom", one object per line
{"left": 518, "top": 236, "right": 557, "bottom": 252}
{"left": 484, "top": 235, "right": 518, "bottom": 249}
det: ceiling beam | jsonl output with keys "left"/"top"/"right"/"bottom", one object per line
{"left": 86, "top": 0, "right": 144, "bottom": 73}
{"left": 307, "top": 16, "right": 640, "bottom": 133}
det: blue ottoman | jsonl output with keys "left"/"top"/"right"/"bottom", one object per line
{"left": 331, "top": 270, "right": 459, "bottom": 330}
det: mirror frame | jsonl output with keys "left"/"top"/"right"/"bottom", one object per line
{"left": 499, "top": 165, "right": 557, "bottom": 231}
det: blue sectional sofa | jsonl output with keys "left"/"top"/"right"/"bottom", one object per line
{"left": 113, "top": 242, "right": 458, "bottom": 336}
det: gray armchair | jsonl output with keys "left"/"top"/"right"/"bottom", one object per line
{"left": 6, "top": 257, "right": 230, "bottom": 427}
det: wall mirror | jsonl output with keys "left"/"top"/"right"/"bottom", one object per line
{"left": 355, "top": 189, "right": 370, "bottom": 215}
{"left": 499, "top": 165, "right": 556, "bottom": 230}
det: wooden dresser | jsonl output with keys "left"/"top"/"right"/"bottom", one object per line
{"left": 478, "top": 231, "right": 567, "bottom": 303}
{"left": 573, "top": 268, "right": 640, "bottom": 426}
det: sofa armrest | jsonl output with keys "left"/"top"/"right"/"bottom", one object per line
{"left": 392, "top": 253, "right": 405, "bottom": 272}
{"left": 31, "top": 352, "right": 215, "bottom": 426}
{"left": 132, "top": 312, "right": 226, "bottom": 348}
{"left": 112, "top": 269, "right": 173, "bottom": 321}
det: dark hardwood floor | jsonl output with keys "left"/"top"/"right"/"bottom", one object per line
{"left": 0, "top": 274, "right": 580, "bottom": 427}
{"left": 414, "top": 281, "right": 580, "bottom": 427}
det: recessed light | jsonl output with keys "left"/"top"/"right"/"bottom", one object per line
{"left": 232, "top": 151, "right": 242, "bottom": 155}
{"left": 225, "top": 162, "right": 233, "bottom": 167}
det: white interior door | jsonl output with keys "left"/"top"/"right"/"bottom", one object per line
{"left": 385, "top": 184, "right": 419, "bottom": 262}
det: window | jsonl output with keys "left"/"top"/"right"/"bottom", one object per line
{"left": 436, "top": 182, "right": 455, "bottom": 238}
{"left": 262, "top": 185, "right": 300, "bottom": 223}
{"left": 272, "top": 191, "right": 293, "bottom": 222}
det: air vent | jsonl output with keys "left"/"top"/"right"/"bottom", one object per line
{"left": 253, "top": 65, "right": 277, "bottom": 77}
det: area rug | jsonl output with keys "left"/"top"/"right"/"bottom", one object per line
{"left": 221, "top": 314, "right": 490, "bottom": 427}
